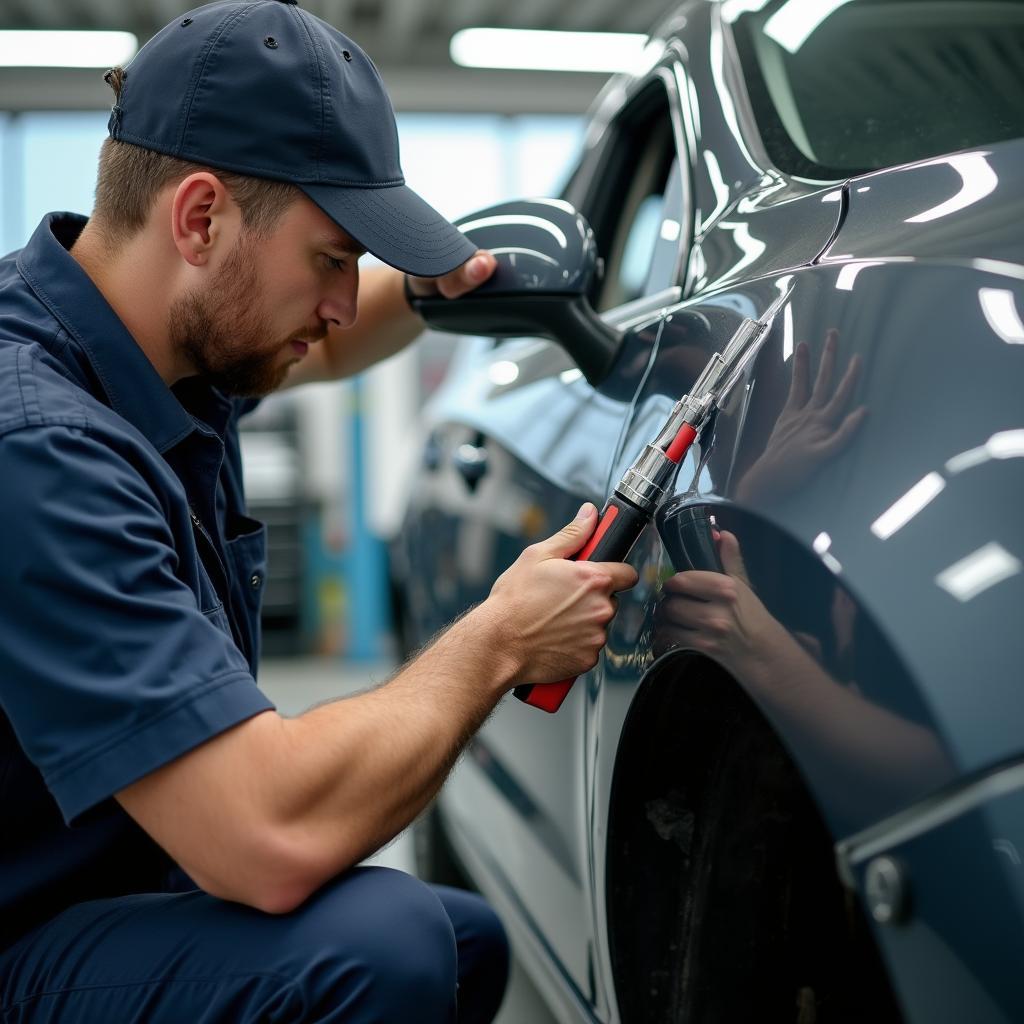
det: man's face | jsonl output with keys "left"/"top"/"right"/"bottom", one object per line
{"left": 170, "top": 195, "right": 363, "bottom": 396}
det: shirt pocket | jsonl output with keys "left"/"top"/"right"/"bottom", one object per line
{"left": 196, "top": 556, "right": 232, "bottom": 638}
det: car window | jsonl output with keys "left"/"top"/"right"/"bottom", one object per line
{"left": 581, "top": 79, "right": 687, "bottom": 313}
{"left": 614, "top": 156, "right": 686, "bottom": 302}
{"left": 733, "top": 0, "right": 1024, "bottom": 178}
{"left": 618, "top": 194, "right": 665, "bottom": 299}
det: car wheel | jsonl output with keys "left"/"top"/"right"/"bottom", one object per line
{"left": 608, "top": 656, "right": 904, "bottom": 1023}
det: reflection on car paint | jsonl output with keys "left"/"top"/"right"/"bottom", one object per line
{"left": 978, "top": 288, "right": 1024, "bottom": 345}
{"left": 652, "top": 503, "right": 954, "bottom": 835}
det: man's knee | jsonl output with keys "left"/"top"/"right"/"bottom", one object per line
{"left": 282, "top": 866, "right": 459, "bottom": 1020}
{"left": 431, "top": 885, "right": 510, "bottom": 1024}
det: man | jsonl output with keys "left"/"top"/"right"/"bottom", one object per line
{"left": 0, "top": 2, "right": 637, "bottom": 1022}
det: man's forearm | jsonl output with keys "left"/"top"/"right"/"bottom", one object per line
{"left": 120, "top": 602, "right": 518, "bottom": 913}
{"left": 118, "top": 506, "right": 635, "bottom": 913}
{"left": 271, "top": 605, "right": 517, "bottom": 877}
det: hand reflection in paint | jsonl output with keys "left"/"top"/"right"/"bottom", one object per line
{"left": 653, "top": 530, "right": 950, "bottom": 818}
{"left": 734, "top": 330, "right": 868, "bottom": 504}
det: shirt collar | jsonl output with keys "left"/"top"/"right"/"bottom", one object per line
{"left": 16, "top": 213, "right": 232, "bottom": 453}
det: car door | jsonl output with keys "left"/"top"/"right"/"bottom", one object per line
{"left": 423, "top": 61, "right": 698, "bottom": 1012}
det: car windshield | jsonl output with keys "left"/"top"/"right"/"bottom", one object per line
{"left": 732, "top": 0, "right": 1024, "bottom": 178}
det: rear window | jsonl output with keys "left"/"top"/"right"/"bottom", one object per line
{"left": 732, "top": 0, "right": 1024, "bottom": 178}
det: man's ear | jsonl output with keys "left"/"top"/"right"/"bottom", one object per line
{"left": 170, "top": 172, "right": 234, "bottom": 267}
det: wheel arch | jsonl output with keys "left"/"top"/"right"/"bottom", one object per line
{"left": 602, "top": 648, "right": 903, "bottom": 1022}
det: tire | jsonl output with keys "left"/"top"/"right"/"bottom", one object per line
{"left": 608, "top": 658, "right": 904, "bottom": 1023}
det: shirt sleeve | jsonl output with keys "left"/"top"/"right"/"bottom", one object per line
{"left": 0, "top": 423, "right": 274, "bottom": 823}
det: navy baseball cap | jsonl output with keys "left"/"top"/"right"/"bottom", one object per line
{"left": 107, "top": 0, "right": 477, "bottom": 277}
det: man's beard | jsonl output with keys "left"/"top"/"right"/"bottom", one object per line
{"left": 169, "top": 235, "right": 313, "bottom": 397}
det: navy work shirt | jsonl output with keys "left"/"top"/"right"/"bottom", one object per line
{"left": 0, "top": 214, "right": 276, "bottom": 949}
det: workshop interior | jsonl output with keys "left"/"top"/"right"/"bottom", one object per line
{"left": 1, "top": 0, "right": 1023, "bottom": 1021}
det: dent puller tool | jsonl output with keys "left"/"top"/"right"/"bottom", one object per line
{"left": 514, "top": 286, "right": 793, "bottom": 712}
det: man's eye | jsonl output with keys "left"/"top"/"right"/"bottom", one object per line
{"left": 324, "top": 255, "right": 347, "bottom": 271}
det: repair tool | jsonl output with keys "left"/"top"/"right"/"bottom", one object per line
{"left": 515, "top": 286, "right": 793, "bottom": 712}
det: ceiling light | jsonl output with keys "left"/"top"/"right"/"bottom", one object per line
{"left": 821, "top": 552, "right": 843, "bottom": 574}
{"left": 835, "top": 261, "right": 885, "bottom": 292}
{"left": 945, "top": 429, "right": 1024, "bottom": 475}
{"left": 812, "top": 531, "right": 842, "bottom": 572}
{"left": 988, "top": 429, "right": 1024, "bottom": 458}
{"left": 970, "top": 259, "right": 1024, "bottom": 282}
{"left": 936, "top": 542, "right": 1021, "bottom": 602}
{"left": 457, "top": 213, "right": 567, "bottom": 248}
{"left": 979, "top": 287, "right": 1024, "bottom": 344}
{"left": 870, "top": 472, "right": 945, "bottom": 540}
{"left": 0, "top": 30, "right": 137, "bottom": 68}
{"left": 659, "top": 219, "right": 681, "bottom": 242}
{"left": 944, "top": 445, "right": 988, "bottom": 475}
{"left": 450, "top": 28, "right": 648, "bottom": 74}
{"left": 488, "top": 361, "right": 520, "bottom": 386}
{"left": 905, "top": 153, "right": 998, "bottom": 225}
{"left": 763, "top": 0, "right": 857, "bottom": 54}
{"left": 722, "top": 0, "right": 774, "bottom": 20}
{"left": 773, "top": 275, "right": 794, "bottom": 359}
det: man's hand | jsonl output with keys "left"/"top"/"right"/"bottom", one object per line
{"left": 480, "top": 503, "right": 639, "bottom": 686}
{"left": 406, "top": 249, "right": 497, "bottom": 301}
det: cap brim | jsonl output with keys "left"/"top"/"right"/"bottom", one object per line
{"left": 301, "top": 182, "right": 477, "bottom": 278}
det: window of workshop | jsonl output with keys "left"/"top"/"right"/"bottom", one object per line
{"left": 0, "top": 111, "right": 583, "bottom": 254}
{"left": 0, "top": 112, "right": 108, "bottom": 252}
{"left": 0, "top": 114, "right": 7, "bottom": 251}
{"left": 375, "top": 113, "right": 585, "bottom": 399}
{"left": 395, "top": 112, "right": 584, "bottom": 224}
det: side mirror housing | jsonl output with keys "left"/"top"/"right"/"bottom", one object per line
{"left": 408, "top": 199, "right": 623, "bottom": 386}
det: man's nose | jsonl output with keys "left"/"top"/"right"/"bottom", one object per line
{"left": 318, "top": 273, "right": 358, "bottom": 330}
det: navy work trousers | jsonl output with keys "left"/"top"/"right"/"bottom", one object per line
{"left": 0, "top": 867, "right": 509, "bottom": 1023}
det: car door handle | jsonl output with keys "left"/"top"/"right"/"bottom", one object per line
{"left": 452, "top": 439, "right": 489, "bottom": 491}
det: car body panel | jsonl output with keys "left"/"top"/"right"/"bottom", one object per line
{"left": 690, "top": 176, "right": 845, "bottom": 292}
{"left": 823, "top": 142, "right": 1024, "bottom": 267}
{"left": 839, "top": 763, "right": 1024, "bottom": 1023}
{"left": 609, "top": 260, "right": 1024, "bottom": 795}
{"left": 393, "top": 2, "right": 1024, "bottom": 1020}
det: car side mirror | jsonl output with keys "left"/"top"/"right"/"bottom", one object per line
{"left": 407, "top": 199, "right": 624, "bottom": 386}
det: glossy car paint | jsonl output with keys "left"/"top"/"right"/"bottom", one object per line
{"left": 413, "top": 199, "right": 623, "bottom": 384}
{"left": 394, "top": 2, "right": 1024, "bottom": 1020}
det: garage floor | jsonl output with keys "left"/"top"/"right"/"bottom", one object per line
{"left": 260, "top": 656, "right": 558, "bottom": 1024}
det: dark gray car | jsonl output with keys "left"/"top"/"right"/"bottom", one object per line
{"left": 392, "top": 1, "right": 1024, "bottom": 1020}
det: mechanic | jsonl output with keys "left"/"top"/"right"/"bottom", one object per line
{"left": 0, "top": 3, "right": 637, "bottom": 1022}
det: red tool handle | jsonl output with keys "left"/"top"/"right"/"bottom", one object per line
{"left": 513, "top": 493, "right": 649, "bottom": 713}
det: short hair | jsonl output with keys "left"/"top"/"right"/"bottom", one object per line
{"left": 93, "top": 67, "right": 300, "bottom": 242}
